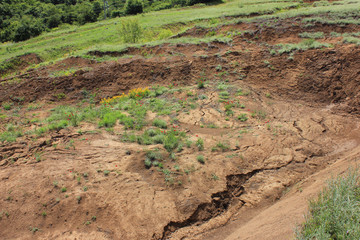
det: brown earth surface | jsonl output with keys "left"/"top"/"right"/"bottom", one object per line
{"left": 0, "top": 18, "right": 359, "bottom": 240}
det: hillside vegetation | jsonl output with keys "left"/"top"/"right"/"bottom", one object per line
{"left": 0, "top": 0, "right": 219, "bottom": 43}
{"left": 1, "top": 0, "right": 359, "bottom": 68}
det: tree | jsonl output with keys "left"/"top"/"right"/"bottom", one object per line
{"left": 13, "top": 16, "right": 45, "bottom": 42}
{"left": 124, "top": 0, "right": 143, "bottom": 15}
{"left": 46, "top": 14, "right": 61, "bottom": 28}
{"left": 92, "top": 1, "right": 102, "bottom": 17}
{"left": 76, "top": 2, "right": 97, "bottom": 24}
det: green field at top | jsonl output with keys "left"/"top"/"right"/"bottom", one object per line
{"left": 1, "top": 0, "right": 359, "bottom": 66}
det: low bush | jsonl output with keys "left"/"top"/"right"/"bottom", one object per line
{"left": 238, "top": 113, "right": 248, "bottom": 122}
{"left": 153, "top": 118, "right": 167, "bottom": 129}
{"left": 119, "top": 19, "right": 143, "bottom": 43}
{"left": 196, "top": 138, "right": 204, "bottom": 151}
{"left": 197, "top": 155, "right": 205, "bottom": 164}
{"left": 296, "top": 168, "right": 360, "bottom": 239}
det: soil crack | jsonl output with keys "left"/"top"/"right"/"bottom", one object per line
{"left": 160, "top": 170, "right": 260, "bottom": 239}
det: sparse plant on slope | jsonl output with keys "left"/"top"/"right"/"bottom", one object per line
{"left": 119, "top": 19, "right": 143, "bottom": 43}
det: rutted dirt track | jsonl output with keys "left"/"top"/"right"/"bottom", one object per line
{"left": 0, "top": 18, "right": 360, "bottom": 240}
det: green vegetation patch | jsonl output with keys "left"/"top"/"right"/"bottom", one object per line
{"left": 296, "top": 168, "right": 360, "bottom": 239}
{"left": 273, "top": 39, "right": 332, "bottom": 55}
{"left": 298, "top": 32, "right": 324, "bottom": 39}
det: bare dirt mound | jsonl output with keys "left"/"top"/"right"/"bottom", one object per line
{"left": 0, "top": 53, "right": 42, "bottom": 77}
{"left": 1, "top": 44, "right": 359, "bottom": 114}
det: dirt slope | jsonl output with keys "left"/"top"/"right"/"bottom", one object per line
{"left": 0, "top": 18, "right": 360, "bottom": 240}
{"left": 203, "top": 143, "right": 360, "bottom": 240}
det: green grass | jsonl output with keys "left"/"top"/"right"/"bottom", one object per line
{"left": 1, "top": 87, "right": 189, "bottom": 147}
{"left": 2, "top": 102, "right": 12, "bottom": 111}
{"left": 217, "top": 83, "right": 230, "bottom": 91}
{"left": 1, "top": 0, "right": 358, "bottom": 70}
{"left": 49, "top": 68, "right": 79, "bottom": 78}
{"left": 251, "top": 110, "right": 267, "bottom": 120}
{"left": 237, "top": 113, "right": 248, "bottom": 122}
{"left": 153, "top": 118, "right": 167, "bottom": 129}
{"left": 196, "top": 137, "right": 204, "bottom": 151}
{"left": 274, "top": 39, "right": 332, "bottom": 55}
{"left": 343, "top": 36, "right": 360, "bottom": 45}
{"left": 164, "top": 131, "right": 181, "bottom": 152}
{"left": 298, "top": 32, "right": 324, "bottom": 39}
{"left": 296, "top": 168, "right": 360, "bottom": 239}
{"left": 213, "top": 141, "right": 231, "bottom": 152}
{"left": 0, "top": 0, "right": 301, "bottom": 65}
{"left": 197, "top": 155, "right": 205, "bottom": 164}
{"left": 98, "top": 111, "right": 126, "bottom": 128}
{"left": 144, "top": 148, "right": 163, "bottom": 168}
{"left": 251, "top": 0, "right": 360, "bottom": 24}
{"left": 0, "top": 130, "right": 23, "bottom": 143}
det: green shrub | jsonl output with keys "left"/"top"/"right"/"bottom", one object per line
{"left": 137, "top": 133, "right": 153, "bottom": 145}
{"left": 2, "top": 102, "right": 12, "bottom": 110}
{"left": 186, "top": 139, "right": 192, "bottom": 148}
{"left": 219, "top": 91, "right": 230, "bottom": 97}
{"left": 145, "top": 128, "right": 157, "bottom": 137}
{"left": 153, "top": 118, "right": 167, "bottom": 129}
{"left": 98, "top": 111, "right": 125, "bottom": 128}
{"left": 197, "top": 155, "right": 205, "bottom": 164}
{"left": 197, "top": 80, "right": 205, "bottom": 89}
{"left": 48, "top": 120, "right": 68, "bottom": 131}
{"left": 119, "top": 19, "right": 143, "bottom": 43}
{"left": 296, "top": 168, "right": 360, "bottom": 239}
{"left": 153, "top": 134, "right": 165, "bottom": 144}
{"left": 125, "top": 0, "right": 143, "bottom": 15}
{"left": 237, "top": 113, "right": 248, "bottom": 122}
{"left": 225, "top": 104, "right": 234, "bottom": 116}
{"left": 196, "top": 138, "right": 204, "bottom": 151}
{"left": 144, "top": 159, "right": 152, "bottom": 168}
{"left": 120, "top": 116, "right": 135, "bottom": 129}
{"left": 217, "top": 83, "right": 229, "bottom": 90}
{"left": 199, "top": 94, "right": 207, "bottom": 100}
{"left": 35, "top": 127, "right": 47, "bottom": 136}
{"left": 144, "top": 149, "right": 163, "bottom": 168}
{"left": 121, "top": 132, "right": 137, "bottom": 142}
{"left": 343, "top": 36, "right": 360, "bottom": 45}
{"left": 68, "top": 111, "right": 79, "bottom": 127}
{"left": 215, "top": 141, "right": 230, "bottom": 152}
{"left": 157, "top": 29, "right": 173, "bottom": 40}
{"left": 164, "top": 132, "right": 179, "bottom": 152}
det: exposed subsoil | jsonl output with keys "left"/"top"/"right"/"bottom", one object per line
{"left": 0, "top": 18, "right": 359, "bottom": 240}
{"left": 0, "top": 53, "right": 42, "bottom": 77}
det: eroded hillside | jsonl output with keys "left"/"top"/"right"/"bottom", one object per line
{"left": 1, "top": 1, "right": 360, "bottom": 239}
